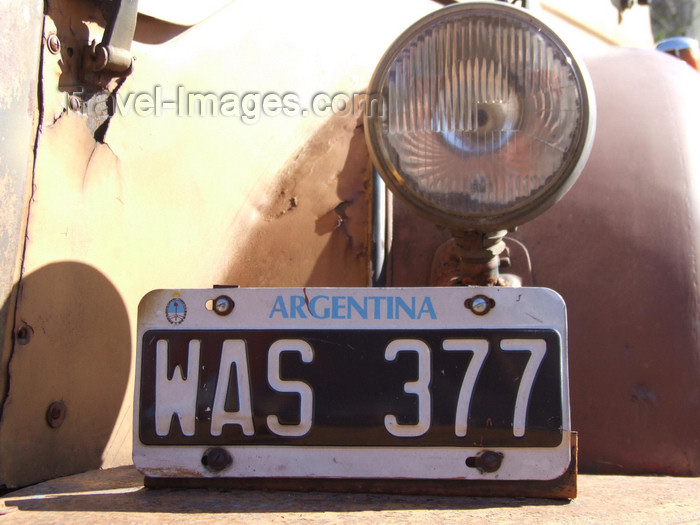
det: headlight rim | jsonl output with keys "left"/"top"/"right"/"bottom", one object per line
{"left": 364, "top": 1, "right": 597, "bottom": 232}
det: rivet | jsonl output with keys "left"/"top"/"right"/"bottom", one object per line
{"left": 46, "top": 401, "right": 67, "bottom": 429}
{"left": 213, "top": 295, "right": 234, "bottom": 316}
{"left": 47, "top": 33, "right": 61, "bottom": 55}
{"left": 15, "top": 323, "right": 33, "bottom": 345}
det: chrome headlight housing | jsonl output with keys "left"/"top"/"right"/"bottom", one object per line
{"left": 365, "top": 2, "right": 596, "bottom": 231}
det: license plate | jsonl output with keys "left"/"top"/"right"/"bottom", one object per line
{"left": 134, "top": 287, "right": 571, "bottom": 483}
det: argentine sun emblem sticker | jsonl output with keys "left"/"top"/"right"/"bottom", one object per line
{"left": 165, "top": 297, "right": 187, "bottom": 325}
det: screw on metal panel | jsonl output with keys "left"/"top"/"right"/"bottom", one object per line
{"left": 465, "top": 295, "right": 495, "bottom": 316}
{"left": 466, "top": 450, "right": 504, "bottom": 474}
{"left": 68, "top": 95, "right": 81, "bottom": 112}
{"left": 201, "top": 447, "right": 232, "bottom": 472}
{"left": 15, "top": 323, "right": 33, "bottom": 345}
{"left": 213, "top": 295, "right": 234, "bottom": 316}
{"left": 47, "top": 33, "right": 61, "bottom": 54}
{"left": 46, "top": 401, "right": 67, "bottom": 429}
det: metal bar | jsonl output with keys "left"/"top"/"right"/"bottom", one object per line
{"left": 371, "top": 170, "right": 387, "bottom": 287}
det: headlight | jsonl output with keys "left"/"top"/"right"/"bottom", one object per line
{"left": 365, "top": 1, "right": 595, "bottom": 232}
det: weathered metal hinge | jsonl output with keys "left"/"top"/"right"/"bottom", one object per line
{"left": 82, "top": 0, "right": 138, "bottom": 83}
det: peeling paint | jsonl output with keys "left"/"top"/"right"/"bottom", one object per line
{"left": 224, "top": 114, "right": 372, "bottom": 287}
{"left": 273, "top": 194, "right": 299, "bottom": 219}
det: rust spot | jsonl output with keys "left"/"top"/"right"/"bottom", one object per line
{"left": 334, "top": 201, "right": 349, "bottom": 222}
{"left": 274, "top": 196, "right": 299, "bottom": 219}
{"left": 315, "top": 200, "right": 355, "bottom": 250}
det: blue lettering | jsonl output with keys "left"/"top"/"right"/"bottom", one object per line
{"left": 309, "top": 295, "right": 329, "bottom": 319}
{"left": 269, "top": 296, "right": 288, "bottom": 319}
{"left": 332, "top": 296, "right": 346, "bottom": 319}
{"left": 290, "top": 295, "right": 308, "bottom": 319}
{"left": 347, "top": 296, "right": 367, "bottom": 319}
{"left": 271, "top": 294, "right": 436, "bottom": 321}
{"left": 396, "top": 297, "right": 416, "bottom": 319}
{"left": 418, "top": 297, "right": 437, "bottom": 320}
{"left": 369, "top": 296, "right": 384, "bottom": 319}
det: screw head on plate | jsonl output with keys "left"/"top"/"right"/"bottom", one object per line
{"left": 202, "top": 447, "right": 232, "bottom": 472}
{"left": 466, "top": 295, "right": 495, "bottom": 316}
{"left": 466, "top": 450, "right": 504, "bottom": 474}
{"left": 47, "top": 33, "right": 61, "bottom": 54}
{"left": 213, "top": 295, "right": 234, "bottom": 316}
{"left": 475, "top": 450, "right": 504, "bottom": 473}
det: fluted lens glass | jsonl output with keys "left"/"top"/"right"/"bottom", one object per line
{"left": 366, "top": 4, "right": 593, "bottom": 229}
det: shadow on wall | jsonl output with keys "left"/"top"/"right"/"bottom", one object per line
{"left": 0, "top": 262, "right": 131, "bottom": 490}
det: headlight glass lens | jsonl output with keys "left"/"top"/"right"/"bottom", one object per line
{"left": 366, "top": 3, "right": 594, "bottom": 229}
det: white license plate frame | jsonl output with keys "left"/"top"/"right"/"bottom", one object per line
{"left": 133, "top": 286, "right": 571, "bottom": 482}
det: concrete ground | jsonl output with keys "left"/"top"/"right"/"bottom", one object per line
{"left": 1, "top": 466, "right": 699, "bottom": 524}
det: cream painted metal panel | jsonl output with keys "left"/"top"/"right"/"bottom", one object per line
{"left": 0, "top": 0, "right": 44, "bottom": 417}
{"left": 0, "top": 0, "right": 440, "bottom": 489}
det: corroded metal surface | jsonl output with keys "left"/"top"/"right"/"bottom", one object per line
{"left": 429, "top": 231, "right": 509, "bottom": 286}
{"left": 0, "top": 0, "right": 44, "bottom": 426}
{"left": 2, "top": 466, "right": 700, "bottom": 524}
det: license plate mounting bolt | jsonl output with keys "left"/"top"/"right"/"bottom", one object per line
{"left": 466, "top": 450, "right": 504, "bottom": 473}
{"left": 202, "top": 447, "right": 232, "bottom": 472}
{"left": 465, "top": 295, "right": 496, "bottom": 316}
{"left": 213, "top": 296, "right": 235, "bottom": 316}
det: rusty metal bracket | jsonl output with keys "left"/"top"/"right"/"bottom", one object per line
{"left": 82, "top": 0, "right": 138, "bottom": 78}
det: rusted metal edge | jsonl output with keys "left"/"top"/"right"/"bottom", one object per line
{"left": 144, "top": 433, "right": 577, "bottom": 500}
{"left": 0, "top": 500, "right": 18, "bottom": 515}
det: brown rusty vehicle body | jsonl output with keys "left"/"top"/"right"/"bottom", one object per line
{"left": 0, "top": 0, "right": 698, "bottom": 498}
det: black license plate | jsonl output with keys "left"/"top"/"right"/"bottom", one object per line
{"left": 139, "top": 328, "right": 563, "bottom": 448}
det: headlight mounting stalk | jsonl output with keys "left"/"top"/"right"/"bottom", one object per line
{"left": 430, "top": 229, "right": 511, "bottom": 287}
